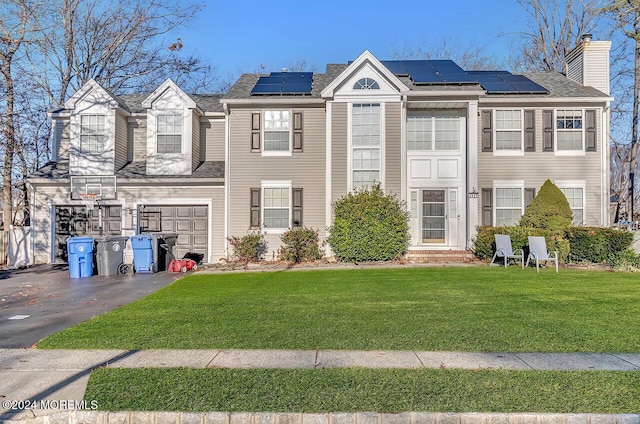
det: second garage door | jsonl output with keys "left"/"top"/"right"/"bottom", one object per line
{"left": 139, "top": 205, "right": 208, "bottom": 260}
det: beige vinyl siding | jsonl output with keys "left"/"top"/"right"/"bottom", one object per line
{"left": 228, "top": 106, "right": 326, "bottom": 258}
{"left": 130, "top": 118, "right": 147, "bottom": 162}
{"left": 385, "top": 102, "right": 402, "bottom": 195}
{"left": 477, "top": 107, "right": 603, "bottom": 225}
{"left": 211, "top": 188, "right": 225, "bottom": 261}
{"left": 331, "top": 102, "right": 348, "bottom": 203}
{"left": 192, "top": 112, "right": 201, "bottom": 171}
{"left": 56, "top": 119, "right": 71, "bottom": 161}
{"left": 115, "top": 112, "right": 128, "bottom": 171}
{"left": 584, "top": 49, "right": 610, "bottom": 95}
{"left": 204, "top": 118, "right": 225, "bottom": 162}
{"left": 567, "top": 55, "right": 583, "bottom": 85}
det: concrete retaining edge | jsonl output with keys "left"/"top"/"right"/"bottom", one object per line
{"left": 2, "top": 411, "right": 640, "bottom": 424}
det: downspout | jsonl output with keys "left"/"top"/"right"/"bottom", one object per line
{"left": 223, "top": 102, "right": 230, "bottom": 260}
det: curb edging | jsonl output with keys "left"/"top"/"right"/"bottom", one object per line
{"left": 2, "top": 411, "right": 640, "bottom": 424}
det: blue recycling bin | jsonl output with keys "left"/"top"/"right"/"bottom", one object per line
{"left": 131, "top": 234, "right": 154, "bottom": 273}
{"left": 67, "top": 237, "right": 94, "bottom": 278}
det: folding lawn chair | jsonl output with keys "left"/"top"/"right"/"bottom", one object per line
{"left": 490, "top": 234, "right": 524, "bottom": 269}
{"left": 525, "top": 236, "right": 559, "bottom": 273}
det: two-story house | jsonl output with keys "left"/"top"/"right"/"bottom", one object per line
{"left": 27, "top": 36, "right": 611, "bottom": 265}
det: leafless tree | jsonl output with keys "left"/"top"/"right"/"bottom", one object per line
{"left": 602, "top": 1, "right": 640, "bottom": 220}
{"left": 392, "top": 38, "right": 501, "bottom": 70}
{"left": 511, "top": 0, "right": 601, "bottom": 73}
{"left": 0, "top": 0, "right": 35, "bottom": 238}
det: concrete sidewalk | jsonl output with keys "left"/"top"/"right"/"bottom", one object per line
{"left": 1, "top": 349, "right": 640, "bottom": 420}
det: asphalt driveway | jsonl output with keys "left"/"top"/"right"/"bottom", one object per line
{"left": 0, "top": 265, "right": 180, "bottom": 348}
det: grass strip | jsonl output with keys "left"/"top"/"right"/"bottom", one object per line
{"left": 85, "top": 368, "right": 640, "bottom": 413}
{"left": 40, "top": 267, "right": 640, "bottom": 352}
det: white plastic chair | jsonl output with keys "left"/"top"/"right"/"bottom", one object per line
{"left": 490, "top": 234, "right": 524, "bottom": 269}
{"left": 525, "top": 236, "right": 558, "bottom": 273}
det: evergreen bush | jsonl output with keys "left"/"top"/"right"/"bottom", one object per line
{"left": 327, "top": 185, "right": 410, "bottom": 262}
{"left": 520, "top": 179, "right": 572, "bottom": 231}
{"left": 278, "top": 227, "right": 323, "bottom": 263}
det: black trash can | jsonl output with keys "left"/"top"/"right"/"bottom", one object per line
{"left": 141, "top": 233, "right": 177, "bottom": 272}
{"left": 95, "top": 236, "right": 130, "bottom": 276}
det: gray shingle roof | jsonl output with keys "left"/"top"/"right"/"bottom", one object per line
{"left": 521, "top": 72, "right": 608, "bottom": 97}
{"left": 118, "top": 93, "right": 224, "bottom": 114}
{"left": 29, "top": 160, "right": 224, "bottom": 181}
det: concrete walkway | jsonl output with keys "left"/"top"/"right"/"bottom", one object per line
{"left": 1, "top": 349, "right": 640, "bottom": 420}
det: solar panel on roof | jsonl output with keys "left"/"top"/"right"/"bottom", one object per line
{"left": 381, "top": 61, "right": 408, "bottom": 75}
{"left": 251, "top": 71, "right": 313, "bottom": 95}
{"left": 477, "top": 81, "right": 519, "bottom": 93}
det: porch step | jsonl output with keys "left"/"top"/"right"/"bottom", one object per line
{"left": 405, "top": 250, "right": 476, "bottom": 263}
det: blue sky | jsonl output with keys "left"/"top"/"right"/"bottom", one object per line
{"left": 178, "top": 0, "right": 532, "bottom": 80}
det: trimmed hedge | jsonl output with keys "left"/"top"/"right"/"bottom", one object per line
{"left": 566, "top": 227, "right": 634, "bottom": 263}
{"left": 474, "top": 226, "right": 570, "bottom": 262}
{"left": 474, "top": 225, "right": 634, "bottom": 264}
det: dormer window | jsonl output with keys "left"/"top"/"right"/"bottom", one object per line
{"left": 353, "top": 78, "right": 380, "bottom": 90}
{"left": 80, "top": 115, "right": 105, "bottom": 153}
{"left": 157, "top": 113, "right": 182, "bottom": 153}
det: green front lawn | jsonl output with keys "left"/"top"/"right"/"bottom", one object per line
{"left": 85, "top": 368, "right": 640, "bottom": 412}
{"left": 39, "top": 267, "right": 640, "bottom": 352}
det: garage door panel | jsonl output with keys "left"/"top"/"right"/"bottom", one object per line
{"left": 176, "top": 220, "right": 191, "bottom": 232}
{"left": 193, "top": 207, "right": 207, "bottom": 217}
{"left": 193, "top": 235, "right": 207, "bottom": 246}
{"left": 193, "top": 220, "right": 207, "bottom": 232}
{"left": 160, "top": 206, "right": 175, "bottom": 217}
{"left": 176, "top": 207, "right": 192, "bottom": 218}
{"left": 161, "top": 220, "right": 175, "bottom": 232}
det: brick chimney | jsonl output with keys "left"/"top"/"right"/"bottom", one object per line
{"left": 566, "top": 34, "right": 612, "bottom": 95}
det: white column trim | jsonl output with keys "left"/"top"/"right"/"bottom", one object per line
{"left": 467, "top": 100, "right": 479, "bottom": 249}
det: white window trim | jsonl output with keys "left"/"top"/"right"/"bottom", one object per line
{"left": 493, "top": 180, "right": 525, "bottom": 227}
{"left": 556, "top": 180, "right": 586, "bottom": 226}
{"left": 262, "top": 109, "right": 292, "bottom": 157}
{"left": 406, "top": 111, "right": 463, "bottom": 153}
{"left": 155, "top": 112, "right": 183, "bottom": 154}
{"left": 493, "top": 109, "right": 524, "bottom": 156}
{"left": 80, "top": 114, "right": 107, "bottom": 154}
{"left": 149, "top": 109, "right": 188, "bottom": 157}
{"left": 555, "top": 109, "right": 586, "bottom": 156}
{"left": 261, "top": 180, "right": 292, "bottom": 234}
{"left": 347, "top": 102, "right": 385, "bottom": 191}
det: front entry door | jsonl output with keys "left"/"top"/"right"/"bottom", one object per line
{"left": 422, "top": 190, "right": 445, "bottom": 243}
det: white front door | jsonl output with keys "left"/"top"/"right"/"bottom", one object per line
{"left": 417, "top": 188, "right": 459, "bottom": 246}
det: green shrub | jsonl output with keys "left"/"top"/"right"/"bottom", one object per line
{"left": 278, "top": 227, "right": 323, "bottom": 263}
{"left": 227, "top": 233, "right": 267, "bottom": 262}
{"left": 565, "top": 227, "right": 634, "bottom": 263}
{"left": 327, "top": 185, "right": 410, "bottom": 262}
{"left": 473, "top": 226, "right": 570, "bottom": 262}
{"left": 520, "top": 179, "right": 572, "bottom": 231}
{"left": 609, "top": 249, "right": 640, "bottom": 271}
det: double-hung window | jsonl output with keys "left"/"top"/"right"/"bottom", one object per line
{"left": 556, "top": 110, "right": 583, "bottom": 151}
{"left": 558, "top": 185, "right": 585, "bottom": 225}
{"left": 264, "top": 111, "right": 290, "bottom": 153}
{"left": 352, "top": 103, "right": 381, "bottom": 190}
{"left": 157, "top": 114, "right": 182, "bottom": 153}
{"left": 495, "top": 186, "right": 523, "bottom": 226}
{"left": 263, "top": 186, "right": 290, "bottom": 229}
{"left": 80, "top": 115, "right": 105, "bottom": 153}
{"left": 407, "top": 112, "right": 460, "bottom": 152}
{"left": 495, "top": 110, "right": 522, "bottom": 152}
